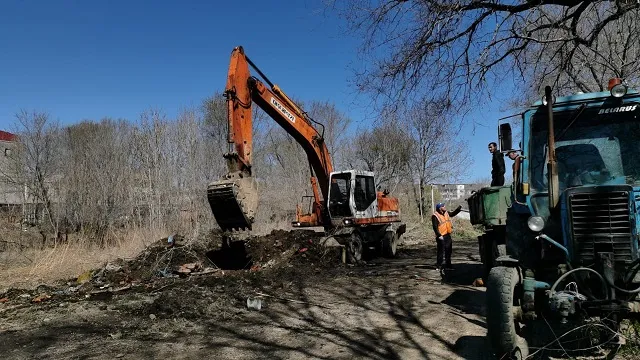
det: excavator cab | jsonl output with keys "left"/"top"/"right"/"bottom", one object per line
{"left": 328, "top": 173, "right": 352, "bottom": 217}
{"left": 326, "top": 170, "right": 400, "bottom": 226}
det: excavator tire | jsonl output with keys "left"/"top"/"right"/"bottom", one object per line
{"left": 207, "top": 176, "right": 258, "bottom": 232}
{"left": 347, "top": 231, "right": 363, "bottom": 264}
{"left": 382, "top": 231, "right": 397, "bottom": 258}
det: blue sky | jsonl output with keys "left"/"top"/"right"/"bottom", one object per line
{"left": 0, "top": 0, "right": 516, "bottom": 182}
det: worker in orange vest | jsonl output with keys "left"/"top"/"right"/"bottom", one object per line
{"left": 432, "top": 202, "right": 462, "bottom": 270}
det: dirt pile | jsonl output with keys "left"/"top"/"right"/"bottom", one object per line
{"left": 0, "top": 229, "right": 339, "bottom": 317}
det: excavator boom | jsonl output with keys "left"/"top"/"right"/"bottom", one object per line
{"left": 207, "top": 46, "right": 333, "bottom": 231}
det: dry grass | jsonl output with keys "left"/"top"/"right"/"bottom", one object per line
{"left": 0, "top": 212, "right": 479, "bottom": 292}
{"left": 0, "top": 227, "right": 166, "bottom": 291}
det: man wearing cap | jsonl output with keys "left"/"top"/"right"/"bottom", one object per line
{"left": 506, "top": 150, "right": 521, "bottom": 183}
{"left": 432, "top": 202, "right": 462, "bottom": 270}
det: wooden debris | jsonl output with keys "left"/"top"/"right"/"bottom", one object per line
{"left": 32, "top": 294, "right": 51, "bottom": 303}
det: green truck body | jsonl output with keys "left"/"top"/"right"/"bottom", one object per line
{"left": 467, "top": 185, "right": 511, "bottom": 227}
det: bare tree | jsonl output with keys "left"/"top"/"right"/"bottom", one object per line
{"left": 202, "top": 92, "right": 231, "bottom": 159}
{"left": 13, "top": 111, "right": 62, "bottom": 240}
{"left": 521, "top": 6, "right": 640, "bottom": 99}
{"left": 306, "top": 101, "right": 352, "bottom": 169}
{"left": 331, "top": 0, "right": 640, "bottom": 106}
{"left": 61, "top": 119, "right": 137, "bottom": 242}
{"left": 403, "top": 101, "right": 469, "bottom": 221}
{"left": 352, "top": 120, "right": 412, "bottom": 191}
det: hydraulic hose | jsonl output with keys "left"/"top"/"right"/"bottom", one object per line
{"left": 605, "top": 266, "right": 640, "bottom": 295}
{"left": 624, "top": 259, "right": 640, "bottom": 283}
{"left": 550, "top": 267, "right": 609, "bottom": 301}
{"left": 537, "top": 234, "right": 569, "bottom": 261}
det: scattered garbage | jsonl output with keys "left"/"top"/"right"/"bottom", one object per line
{"left": 0, "top": 229, "right": 335, "bottom": 313}
{"left": 246, "top": 297, "right": 262, "bottom": 311}
{"left": 77, "top": 270, "right": 93, "bottom": 284}
{"left": 32, "top": 294, "right": 51, "bottom": 303}
{"left": 249, "top": 264, "right": 261, "bottom": 272}
{"left": 104, "top": 263, "right": 122, "bottom": 272}
{"left": 176, "top": 262, "right": 201, "bottom": 275}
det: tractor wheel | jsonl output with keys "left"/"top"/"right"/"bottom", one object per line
{"left": 382, "top": 231, "right": 397, "bottom": 258}
{"left": 347, "top": 232, "right": 363, "bottom": 264}
{"left": 486, "top": 266, "right": 528, "bottom": 360}
{"left": 482, "top": 236, "right": 507, "bottom": 282}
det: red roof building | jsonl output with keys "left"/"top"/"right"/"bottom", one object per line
{"left": 0, "top": 130, "right": 16, "bottom": 142}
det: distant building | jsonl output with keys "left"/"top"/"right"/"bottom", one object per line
{"left": 436, "top": 183, "right": 483, "bottom": 201}
{"left": 431, "top": 183, "right": 485, "bottom": 220}
{"left": 0, "top": 130, "right": 21, "bottom": 206}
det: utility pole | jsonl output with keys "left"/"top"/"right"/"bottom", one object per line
{"left": 431, "top": 184, "right": 435, "bottom": 214}
{"left": 419, "top": 183, "right": 424, "bottom": 223}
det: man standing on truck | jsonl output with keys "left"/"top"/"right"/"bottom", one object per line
{"left": 432, "top": 202, "right": 462, "bottom": 271}
{"left": 489, "top": 142, "right": 505, "bottom": 186}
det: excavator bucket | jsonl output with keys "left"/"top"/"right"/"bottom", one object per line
{"left": 207, "top": 175, "right": 258, "bottom": 231}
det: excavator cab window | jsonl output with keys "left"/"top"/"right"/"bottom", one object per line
{"left": 329, "top": 173, "right": 352, "bottom": 217}
{"left": 354, "top": 175, "right": 376, "bottom": 211}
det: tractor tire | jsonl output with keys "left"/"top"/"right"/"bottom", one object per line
{"left": 482, "top": 236, "right": 507, "bottom": 282}
{"left": 486, "top": 266, "right": 528, "bottom": 360}
{"left": 347, "top": 231, "right": 363, "bottom": 264}
{"left": 382, "top": 231, "right": 398, "bottom": 258}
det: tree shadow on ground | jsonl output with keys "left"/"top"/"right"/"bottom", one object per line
{"left": 442, "top": 288, "right": 486, "bottom": 317}
{"left": 0, "top": 243, "right": 493, "bottom": 360}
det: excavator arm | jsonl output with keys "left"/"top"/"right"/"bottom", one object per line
{"left": 207, "top": 46, "right": 333, "bottom": 231}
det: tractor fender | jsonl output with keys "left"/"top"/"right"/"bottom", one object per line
{"left": 495, "top": 255, "right": 519, "bottom": 267}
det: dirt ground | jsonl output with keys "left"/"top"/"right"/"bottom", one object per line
{"left": 0, "top": 230, "right": 632, "bottom": 359}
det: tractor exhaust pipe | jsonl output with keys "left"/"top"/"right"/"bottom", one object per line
{"left": 545, "top": 86, "right": 559, "bottom": 209}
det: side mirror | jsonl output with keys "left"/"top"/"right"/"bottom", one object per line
{"left": 499, "top": 123, "right": 512, "bottom": 151}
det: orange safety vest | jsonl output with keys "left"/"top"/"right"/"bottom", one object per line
{"left": 434, "top": 211, "right": 453, "bottom": 236}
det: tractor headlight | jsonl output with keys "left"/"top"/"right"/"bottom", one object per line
{"left": 343, "top": 219, "right": 352, "bottom": 225}
{"left": 527, "top": 216, "right": 545, "bottom": 232}
{"left": 611, "top": 83, "right": 628, "bottom": 98}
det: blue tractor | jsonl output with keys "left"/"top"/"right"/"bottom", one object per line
{"left": 485, "top": 80, "right": 640, "bottom": 359}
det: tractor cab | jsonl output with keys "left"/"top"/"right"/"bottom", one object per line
{"left": 481, "top": 81, "right": 640, "bottom": 359}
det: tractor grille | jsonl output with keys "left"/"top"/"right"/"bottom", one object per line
{"left": 569, "top": 190, "right": 633, "bottom": 264}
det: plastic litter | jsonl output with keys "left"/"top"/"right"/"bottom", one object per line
{"left": 246, "top": 297, "right": 262, "bottom": 311}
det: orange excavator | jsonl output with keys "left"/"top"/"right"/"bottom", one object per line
{"left": 207, "top": 46, "right": 406, "bottom": 262}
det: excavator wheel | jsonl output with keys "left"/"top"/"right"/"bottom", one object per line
{"left": 382, "top": 231, "right": 398, "bottom": 258}
{"left": 207, "top": 175, "right": 258, "bottom": 232}
{"left": 347, "top": 231, "right": 363, "bottom": 264}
